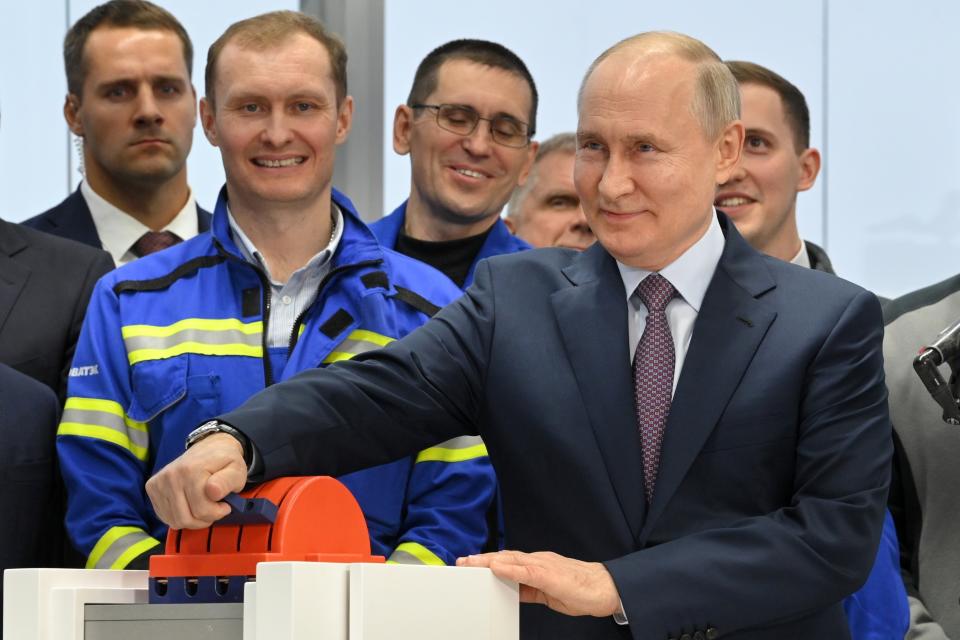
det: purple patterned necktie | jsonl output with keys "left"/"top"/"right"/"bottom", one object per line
{"left": 632, "top": 273, "right": 678, "bottom": 504}
{"left": 132, "top": 230, "right": 181, "bottom": 257}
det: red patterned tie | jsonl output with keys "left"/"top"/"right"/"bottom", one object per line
{"left": 633, "top": 273, "right": 678, "bottom": 504}
{"left": 132, "top": 230, "right": 182, "bottom": 257}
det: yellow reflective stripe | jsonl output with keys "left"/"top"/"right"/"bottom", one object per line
{"left": 415, "top": 443, "right": 488, "bottom": 464}
{"left": 63, "top": 397, "right": 148, "bottom": 433}
{"left": 387, "top": 541, "right": 446, "bottom": 566}
{"left": 110, "top": 536, "right": 161, "bottom": 570}
{"left": 59, "top": 397, "right": 149, "bottom": 461}
{"left": 323, "top": 351, "right": 355, "bottom": 364}
{"left": 65, "top": 396, "right": 124, "bottom": 416}
{"left": 57, "top": 424, "right": 149, "bottom": 461}
{"left": 121, "top": 318, "right": 263, "bottom": 338}
{"left": 122, "top": 319, "right": 264, "bottom": 364}
{"left": 86, "top": 526, "right": 155, "bottom": 569}
{"left": 349, "top": 329, "right": 394, "bottom": 347}
{"left": 322, "top": 329, "right": 395, "bottom": 364}
{"left": 128, "top": 342, "right": 263, "bottom": 365}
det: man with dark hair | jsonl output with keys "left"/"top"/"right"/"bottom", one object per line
{"left": 505, "top": 132, "right": 593, "bottom": 250}
{"left": 717, "top": 60, "right": 908, "bottom": 640}
{"left": 371, "top": 39, "right": 538, "bottom": 289}
{"left": 25, "top": 0, "right": 210, "bottom": 265}
{"left": 58, "top": 11, "right": 493, "bottom": 573}
{"left": 149, "top": 31, "right": 890, "bottom": 639}
{"left": 714, "top": 61, "right": 825, "bottom": 269}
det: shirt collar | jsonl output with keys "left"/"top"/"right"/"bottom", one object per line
{"left": 226, "top": 203, "right": 344, "bottom": 286}
{"left": 81, "top": 180, "right": 198, "bottom": 265}
{"left": 790, "top": 240, "right": 811, "bottom": 269}
{"left": 616, "top": 211, "right": 725, "bottom": 312}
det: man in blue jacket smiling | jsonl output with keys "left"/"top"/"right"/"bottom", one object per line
{"left": 372, "top": 39, "right": 538, "bottom": 289}
{"left": 58, "top": 11, "right": 494, "bottom": 571}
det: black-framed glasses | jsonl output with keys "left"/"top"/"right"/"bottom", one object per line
{"left": 412, "top": 103, "right": 531, "bottom": 148}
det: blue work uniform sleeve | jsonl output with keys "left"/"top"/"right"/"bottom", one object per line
{"left": 387, "top": 438, "right": 496, "bottom": 565}
{"left": 843, "top": 510, "right": 911, "bottom": 640}
{"left": 57, "top": 278, "right": 162, "bottom": 569}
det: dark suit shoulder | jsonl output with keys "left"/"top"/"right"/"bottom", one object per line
{"left": 22, "top": 190, "right": 84, "bottom": 230}
{"left": 761, "top": 253, "right": 871, "bottom": 303}
{"left": 4, "top": 220, "right": 112, "bottom": 273}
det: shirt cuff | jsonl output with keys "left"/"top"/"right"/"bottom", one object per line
{"left": 613, "top": 598, "right": 628, "bottom": 625}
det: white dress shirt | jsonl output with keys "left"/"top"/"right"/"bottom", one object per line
{"left": 616, "top": 212, "right": 726, "bottom": 394}
{"left": 82, "top": 180, "right": 199, "bottom": 266}
{"left": 228, "top": 204, "right": 344, "bottom": 349}
{"left": 790, "top": 240, "right": 811, "bottom": 269}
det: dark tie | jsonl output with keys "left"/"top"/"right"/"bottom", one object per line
{"left": 632, "top": 273, "right": 678, "bottom": 504}
{"left": 132, "top": 230, "right": 181, "bottom": 257}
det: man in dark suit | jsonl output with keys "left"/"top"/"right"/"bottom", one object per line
{"left": 0, "top": 363, "right": 60, "bottom": 624}
{"left": 147, "top": 32, "right": 891, "bottom": 639}
{"left": 23, "top": 0, "right": 210, "bottom": 265}
{"left": 0, "top": 218, "right": 113, "bottom": 398}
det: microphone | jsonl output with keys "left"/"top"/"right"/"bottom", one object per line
{"left": 913, "top": 318, "right": 960, "bottom": 424}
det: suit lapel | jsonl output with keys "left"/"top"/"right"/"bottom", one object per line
{"left": 0, "top": 221, "right": 30, "bottom": 336}
{"left": 640, "top": 218, "right": 777, "bottom": 538}
{"left": 552, "top": 244, "right": 647, "bottom": 537}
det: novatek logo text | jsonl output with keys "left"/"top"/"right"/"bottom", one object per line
{"left": 69, "top": 364, "right": 100, "bottom": 377}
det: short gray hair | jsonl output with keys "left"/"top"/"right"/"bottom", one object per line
{"left": 578, "top": 31, "right": 740, "bottom": 140}
{"left": 507, "top": 132, "right": 577, "bottom": 221}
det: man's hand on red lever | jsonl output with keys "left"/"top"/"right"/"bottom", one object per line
{"left": 457, "top": 550, "right": 621, "bottom": 617}
{"left": 146, "top": 433, "right": 248, "bottom": 529}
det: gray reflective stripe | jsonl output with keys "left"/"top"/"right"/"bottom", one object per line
{"left": 335, "top": 337, "right": 389, "bottom": 356}
{"left": 94, "top": 530, "right": 155, "bottom": 569}
{"left": 60, "top": 408, "right": 149, "bottom": 451}
{"left": 123, "top": 328, "right": 261, "bottom": 352}
{"left": 388, "top": 549, "right": 429, "bottom": 565}
{"left": 433, "top": 435, "right": 485, "bottom": 450}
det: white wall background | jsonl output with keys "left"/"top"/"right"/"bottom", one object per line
{"left": 1, "top": 1, "right": 958, "bottom": 299}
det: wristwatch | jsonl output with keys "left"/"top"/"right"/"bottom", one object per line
{"left": 186, "top": 419, "right": 250, "bottom": 463}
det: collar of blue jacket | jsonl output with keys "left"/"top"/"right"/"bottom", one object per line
{"left": 210, "top": 185, "right": 385, "bottom": 274}
{"left": 370, "top": 199, "right": 531, "bottom": 290}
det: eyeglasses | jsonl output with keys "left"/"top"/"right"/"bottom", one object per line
{"left": 412, "top": 104, "right": 531, "bottom": 148}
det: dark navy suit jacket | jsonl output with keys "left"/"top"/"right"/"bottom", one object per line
{"left": 0, "top": 363, "right": 59, "bottom": 620}
{"left": 0, "top": 218, "right": 113, "bottom": 399}
{"left": 22, "top": 187, "right": 212, "bottom": 250}
{"left": 221, "top": 214, "right": 891, "bottom": 639}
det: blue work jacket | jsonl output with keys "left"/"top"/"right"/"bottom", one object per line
{"left": 370, "top": 200, "right": 530, "bottom": 290}
{"left": 58, "top": 187, "right": 495, "bottom": 570}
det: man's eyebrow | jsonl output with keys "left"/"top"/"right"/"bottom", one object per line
{"left": 446, "top": 102, "right": 527, "bottom": 123}
{"left": 744, "top": 126, "right": 775, "bottom": 138}
{"left": 151, "top": 75, "right": 187, "bottom": 86}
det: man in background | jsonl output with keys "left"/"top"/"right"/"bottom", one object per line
{"left": 25, "top": 0, "right": 210, "bottom": 265}
{"left": 371, "top": 39, "right": 537, "bottom": 289}
{"left": 57, "top": 11, "right": 492, "bottom": 572}
{"left": 715, "top": 61, "right": 825, "bottom": 270}
{"left": 505, "top": 132, "right": 593, "bottom": 250}
{"left": 717, "top": 59, "right": 908, "bottom": 640}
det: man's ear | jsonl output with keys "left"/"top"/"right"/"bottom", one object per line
{"left": 503, "top": 216, "right": 517, "bottom": 234}
{"left": 64, "top": 94, "right": 84, "bottom": 136}
{"left": 335, "top": 95, "right": 354, "bottom": 144}
{"left": 393, "top": 105, "right": 414, "bottom": 155}
{"left": 796, "top": 147, "right": 822, "bottom": 193}
{"left": 714, "top": 120, "right": 745, "bottom": 184}
{"left": 199, "top": 97, "right": 219, "bottom": 146}
{"left": 515, "top": 140, "right": 540, "bottom": 187}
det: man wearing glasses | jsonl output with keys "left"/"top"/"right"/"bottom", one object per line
{"left": 371, "top": 39, "right": 538, "bottom": 290}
